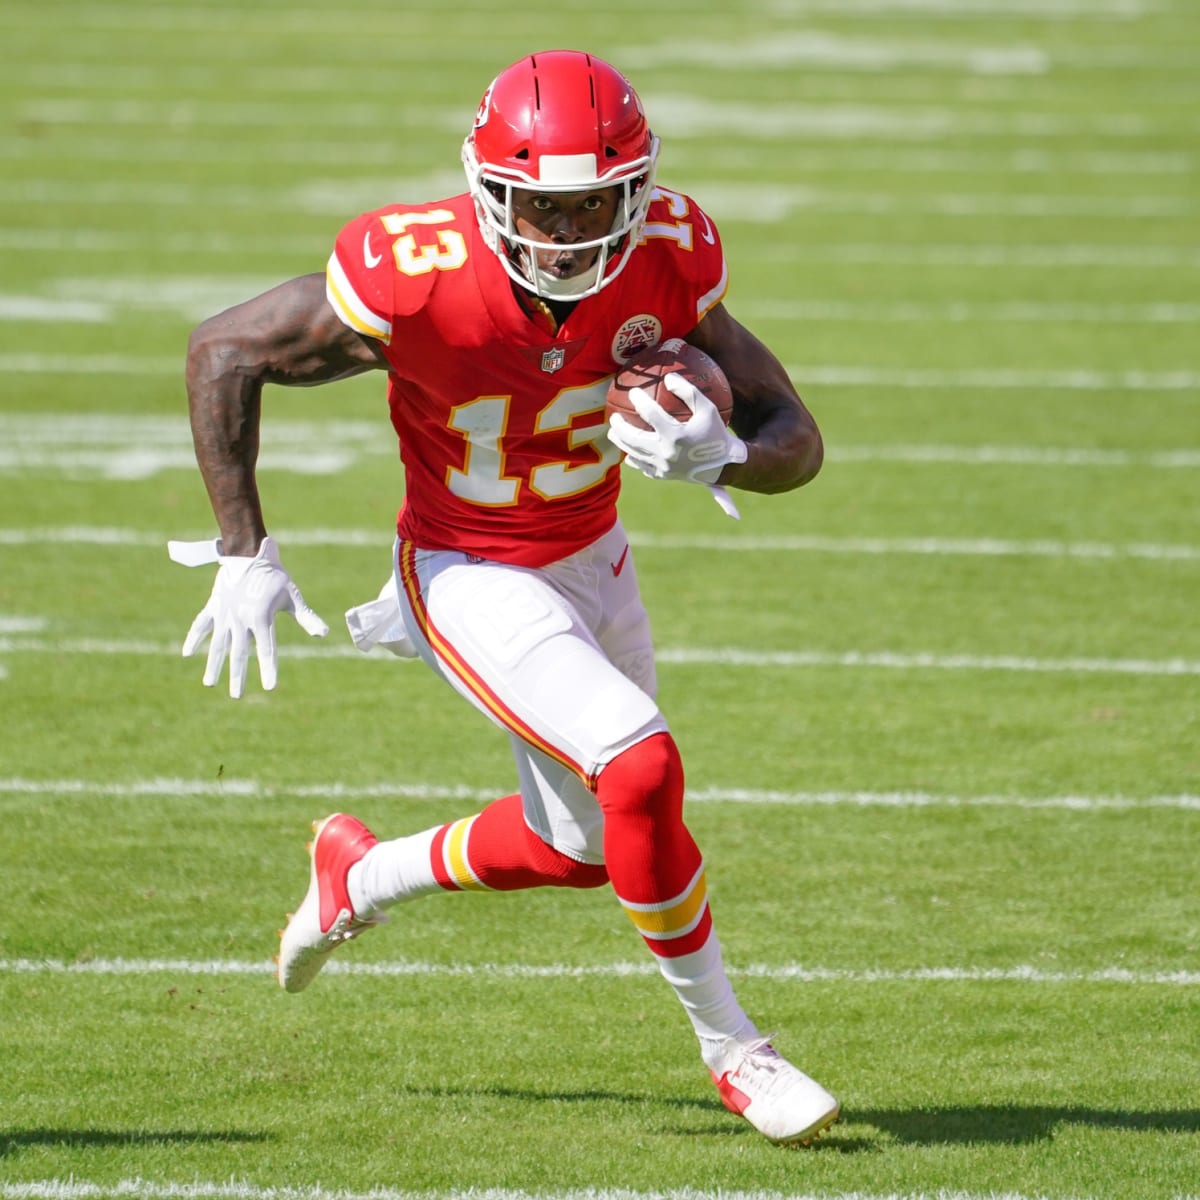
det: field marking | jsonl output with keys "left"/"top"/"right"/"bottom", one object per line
{"left": 0, "top": 0, "right": 1169, "bottom": 21}
{"left": 2, "top": 229, "right": 1197, "bottom": 270}
{"left": 15, "top": 96, "right": 1180, "bottom": 142}
{"left": 1, "top": 776, "right": 1196, "bottom": 812}
{"left": 0, "top": 636, "right": 1197, "bottom": 676}
{"left": 2, "top": 525, "right": 1199, "bottom": 563}
{"left": 770, "top": 0, "right": 1163, "bottom": 14}
{"left": 1, "top": 356, "right": 1198, "bottom": 393}
{"left": 0, "top": 1187, "right": 1151, "bottom": 1200}
{"left": 7, "top": 178, "right": 1196, "bottom": 221}
{"left": 765, "top": 242, "right": 1200, "bottom": 268}
{"left": 8, "top": 287, "right": 1200, "bottom": 328}
{"left": 3, "top": 413, "right": 1200, "bottom": 481}
{"left": 694, "top": 182, "right": 1196, "bottom": 220}
{"left": 631, "top": 28, "right": 1198, "bottom": 74}
{"left": 742, "top": 299, "right": 1200, "bottom": 324}
{"left": 782, "top": 366, "right": 1200, "bottom": 391}
{"left": 2, "top": 958, "right": 1196, "bottom": 987}
{"left": 3, "top": 136, "right": 1193, "bottom": 178}
{"left": 828, "top": 444, "right": 1200, "bottom": 468}
{"left": 657, "top": 648, "right": 1200, "bottom": 675}
{"left": 645, "top": 95, "right": 1160, "bottom": 141}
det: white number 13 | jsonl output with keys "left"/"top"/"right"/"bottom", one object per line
{"left": 448, "top": 382, "right": 620, "bottom": 506}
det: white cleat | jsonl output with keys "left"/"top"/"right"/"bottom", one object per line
{"left": 276, "top": 813, "right": 387, "bottom": 994}
{"left": 708, "top": 1036, "right": 840, "bottom": 1145}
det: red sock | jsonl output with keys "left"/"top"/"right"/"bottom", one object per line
{"left": 429, "top": 793, "right": 609, "bottom": 892}
{"left": 594, "top": 732, "right": 713, "bottom": 957}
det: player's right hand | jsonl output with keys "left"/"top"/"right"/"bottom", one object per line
{"left": 169, "top": 535, "right": 329, "bottom": 699}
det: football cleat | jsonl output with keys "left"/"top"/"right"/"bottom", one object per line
{"left": 709, "top": 1036, "right": 840, "bottom": 1145}
{"left": 276, "top": 813, "right": 387, "bottom": 993}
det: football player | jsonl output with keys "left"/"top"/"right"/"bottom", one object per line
{"left": 174, "top": 49, "right": 836, "bottom": 1146}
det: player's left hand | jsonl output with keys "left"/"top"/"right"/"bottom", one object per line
{"left": 168, "top": 535, "right": 329, "bottom": 698}
{"left": 607, "top": 372, "right": 748, "bottom": 518}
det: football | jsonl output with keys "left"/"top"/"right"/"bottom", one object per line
{"left": 606, "top": 340, "right": 734, "bottom": 430}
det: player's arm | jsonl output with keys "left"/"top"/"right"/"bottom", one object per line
{"left": 685, "top": 301, "right": 823, "bottom": 494}
{"left": 186, "top": 272, "right": 388, "bottom": 555}
{"left": 176, "top": 272, "right": 388, "bottom": 698}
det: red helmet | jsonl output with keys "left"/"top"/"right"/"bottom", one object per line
{"left": 462, "top": 50, "right": 660, "bottom": 299}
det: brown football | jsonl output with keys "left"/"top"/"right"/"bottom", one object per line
{"left": 606, "top": 341, "right": 734, "bottom": 430}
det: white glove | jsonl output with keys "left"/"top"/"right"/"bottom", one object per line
{"left": 168, "top": 535, "right": 329, "bottom": 698}
{"left": 607, "top": 371, "right": 748, "bottom": 519}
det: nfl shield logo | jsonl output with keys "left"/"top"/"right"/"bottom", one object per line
{"left": 540, "top": 347, "right": 566, "bottom": 374}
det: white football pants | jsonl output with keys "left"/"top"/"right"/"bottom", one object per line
{"left": 392, "top": 519, "right": 669, "bottom": 864}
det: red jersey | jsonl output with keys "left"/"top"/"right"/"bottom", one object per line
{"left": 325, "top": 187, "right": 728, "bottom": 567}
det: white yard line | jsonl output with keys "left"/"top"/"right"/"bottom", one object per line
{"left": 8, "top": 291, "right": 1200, "bottom": 327}
{"left": 781, "top": 365, "right": 1200, "bottom": 391}
{"left": 1, "top": 230, "right": 1196, "bottom": 269}
{"left": 0, "top": 637, "right": 1196, "bottom": 675}
{"left": 2, "top": 526, "right": 1199, "bottom": 561}
{"left": 0, "top": 356, "right": 1197, "bottom": 392}
{"left": 5, "top": 178, "right": 1195, "bottom": 220}
{"left": 1, "top": 776, "right": 1195, "bottom": 812}
{"left": 741, "top": 299, "right": 1200, "bottom": 324}
{"left": 1, "top": 958, "right": 1196, "bottom": 987}
{"left": 769, "top": 0, "right": 1163, "bottom": 15}
{"left": 2, "top": 0, "right": 1170, "bottom": 21}
{"left": 14, "top": 95, "right": 1180, "bottom": 140}
{"left": 0, "top": 1185, "right": 1141, "bottom": 1200}
{"left": 762, "top": 242, "right": 1200, "bottom": 268}
{"left": 2, "top": 139, "right": 1192, "bottom": 177}
{"left": 657, "top": 648, "right": 1200, "bottom": 675}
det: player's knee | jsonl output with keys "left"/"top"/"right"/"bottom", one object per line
{"left": 557, "top": 858, "right": 610, "bottom": 889}
{"left": 596, "top": 731, "right": 685, "bottom": 819}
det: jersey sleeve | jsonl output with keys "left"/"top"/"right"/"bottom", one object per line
{"left": 326, "top": 208, "right": 446, "bottom": 346}
{"left": 693, "top": 215, "right": 729, "bottom": 323}
{"left": 642, "top": 188, "right": 729, "bottom": 324}
{"left": 325, "top": 211, "right": 396, "bottom": 343}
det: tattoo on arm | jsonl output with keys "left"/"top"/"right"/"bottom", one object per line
{"left": 185, "top": 273, "right": 386, "bottom": 554}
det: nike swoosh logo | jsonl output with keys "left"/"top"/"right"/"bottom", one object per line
{"left": 610, "top": 544, "right": 630, "bottom": 577}
{"left": 697, "top": 211, "right": 716, "bottom": 246}
{"left": 363, "top": 229, "right": 383, "bottom": 269}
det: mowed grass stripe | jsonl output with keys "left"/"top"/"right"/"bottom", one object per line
{"left": 1, "top": 776, "right": 1196, "bottom": 811}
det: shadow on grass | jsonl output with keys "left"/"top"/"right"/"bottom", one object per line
{"left": 1, "top": 1129, "right": 272, "bottom": 1157}
{"left": 846, "top": 1105, "right": 1200, "bottom": 1146}
{"left": 393, "top": 1085, "right": 1200, "bottom": 1148}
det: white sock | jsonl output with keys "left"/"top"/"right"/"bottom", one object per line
{"left": 348, "top": 827, "right": 441, "bottom": 916}
{"left": 654, "top": 930, "right": 759, "bottom": 1060}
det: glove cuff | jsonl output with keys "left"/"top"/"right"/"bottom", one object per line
{"left": 691, "top": 435, "right": 747, "bottom": 484}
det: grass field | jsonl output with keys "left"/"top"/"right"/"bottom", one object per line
{"left": 1, "top": 1, "right": 1198, "bottom": 1198}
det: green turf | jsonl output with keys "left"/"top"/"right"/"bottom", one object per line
{"left": 1, "top": 1, "right": 1198, "bottom": 1198}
